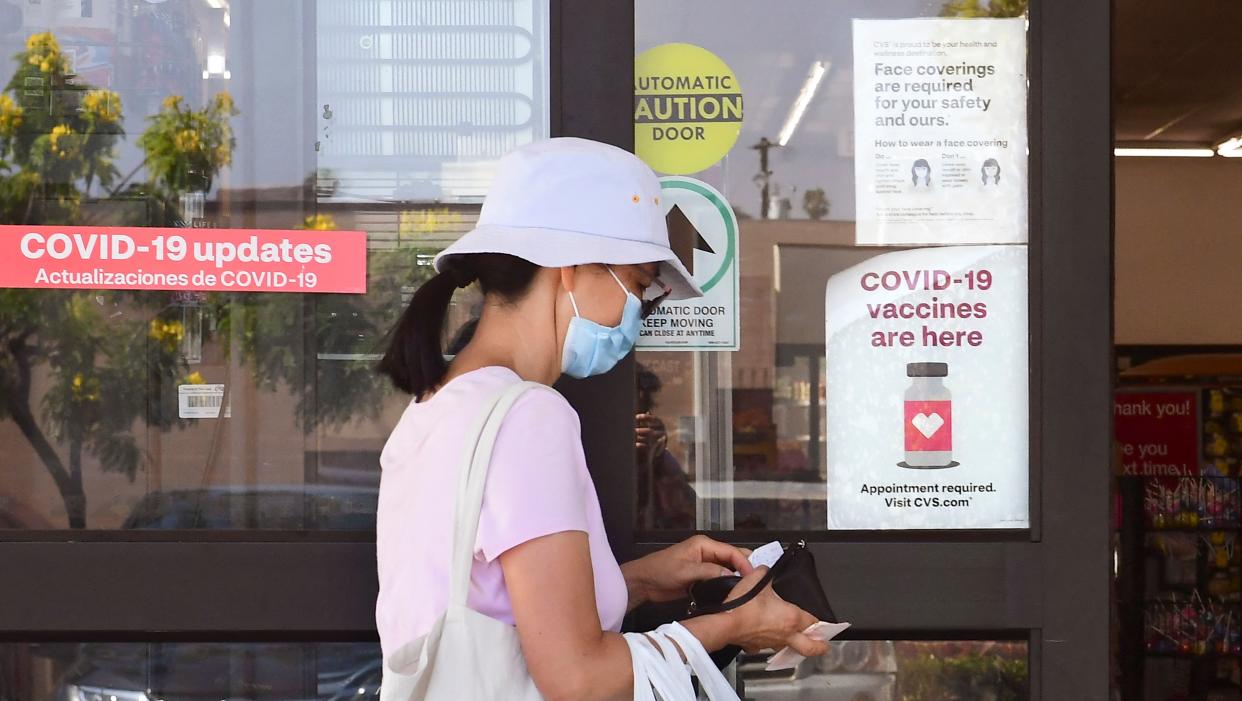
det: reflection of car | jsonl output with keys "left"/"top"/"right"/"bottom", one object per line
{"left": 0, "top": 496, "right": 57, "bottom": 528}
{"left": 120, "top": 485, "right": 378, "bottom": 530}
{"left": 49, "top": 641, "right": 382, "bottom": 701}
{"left": 741, "top": 641, "right": 897, "bottom": 701}
{"left": 43, "top": 487, "right": 384, "bottom": 700}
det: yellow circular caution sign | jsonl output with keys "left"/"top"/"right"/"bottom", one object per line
{"left": 634, "top": 43, "right": 743, "bottom": 175}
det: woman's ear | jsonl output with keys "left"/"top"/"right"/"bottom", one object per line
{"left": 559, "top": 265, "right": 577, "bottom": 293}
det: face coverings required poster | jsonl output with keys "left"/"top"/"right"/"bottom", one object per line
{"left": 853, "top": 18, "right": 1028, "bottom": 245}
{"left": 824, "top": 245, "right": 1028, "bottom": 530}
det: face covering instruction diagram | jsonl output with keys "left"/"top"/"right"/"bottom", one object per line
{"left": 824, "top": 245, "right": 1029, "bottom": 530}
{"left": 853, "top": 18, "right": 1028, "bottom": 246}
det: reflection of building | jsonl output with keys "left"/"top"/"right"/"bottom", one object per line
{"left": 0, "top": 1, "right": 231, "bottom": 190}
{"left": 314, "top": 0, "right": 548, "bottom": 204}
{"left": 42, "top": 5, "right": 117, "bottom": 88}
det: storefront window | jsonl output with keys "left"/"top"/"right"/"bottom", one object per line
{"left": 0, "top": 639, "right": 1026, "bottom": 700}
{"left": 634, "top": 0, "right": 1031, "bottom": 533}
{"left": 0, "top": 0, "right": 549, "bottom": 529}
{"left": 0, "top": 641, "right": 383, "bottom": 700}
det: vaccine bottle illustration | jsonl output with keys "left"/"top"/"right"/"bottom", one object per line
{"left": 904, "top": 362, "right": 953, "bottom": 468}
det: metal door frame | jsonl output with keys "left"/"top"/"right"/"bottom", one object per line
{"left": 583, "top": 2, "right": 1113, "bottom": 700}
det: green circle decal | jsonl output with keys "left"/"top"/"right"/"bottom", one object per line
{"left": 660, "top": 177, "right": 736, "bottom": 293}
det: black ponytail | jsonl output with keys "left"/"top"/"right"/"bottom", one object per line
{"left": 377, "top": 253, "right": 539, "bottom": 397}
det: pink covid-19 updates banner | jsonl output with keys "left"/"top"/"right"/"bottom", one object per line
{"left": 0, "top": 225, "right": 367, "bottom": 293}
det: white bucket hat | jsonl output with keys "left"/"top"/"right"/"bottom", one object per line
{"left": 433, "top": 137, "right": 702, "bottom": 300}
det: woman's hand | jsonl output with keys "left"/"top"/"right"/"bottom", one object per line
{"left": 723, "top": 566, "right": 829, "bottom": 657}
{"left": 621, "top": 535, "right": 753, "bottom": 608}
{"left": 635, "top": 413, "right": 668, "bottom": 463}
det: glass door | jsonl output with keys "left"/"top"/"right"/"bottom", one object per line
{"left": 600, "top": 1, "right": 1113, "bottom": 698}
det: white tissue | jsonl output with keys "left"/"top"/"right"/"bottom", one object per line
{"left": 746, "top": 540, "right": 784, "bottom": 570}
{"left": 765, "top": 621, "right": 851, "bottom": 671}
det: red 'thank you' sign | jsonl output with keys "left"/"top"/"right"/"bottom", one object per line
{"left": 1114, "top": 390, "right": 1200, "bottom": 476}
{"left": 0, "top": 225, "right": 367, "bottom": 293}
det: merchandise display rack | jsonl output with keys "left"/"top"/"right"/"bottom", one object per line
{"left": 1119, "top": 381, "right": 1242, "bottom": 700}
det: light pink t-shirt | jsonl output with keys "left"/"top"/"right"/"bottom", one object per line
{"left": 375, "top": 366, "right": 628, "bottom": 661}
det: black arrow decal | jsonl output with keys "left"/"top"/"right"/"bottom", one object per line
{"left": 695, "top": 231, "right": 715, "bottom": 255}
{"left": 665, "top": 204, "right": 696, "bottom": 276}
{"left": 666, "top": 204, "right": 718, "bottom": 277}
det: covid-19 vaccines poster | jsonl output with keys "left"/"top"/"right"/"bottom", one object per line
{"left": 824, "top": 245, "right": 1029, "bottom": 529}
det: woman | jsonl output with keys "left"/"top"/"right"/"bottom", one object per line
{"left": 375, "top": 138, "right": 826, "bottom": 701}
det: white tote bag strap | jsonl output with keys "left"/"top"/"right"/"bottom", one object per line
{"left": 658, "top": 623, "right": 741, "bottom": 701}
{"left": 624, "top": 626, "right": 741, "bottom": 701}
{"left": 624, "top": 633, "right": 692, "bottom": 701}
{"left": 448, "top": 380, "right": 544, "bottom": 606}
{"left": 625, "top": 635, "right": 657, "bottom": 701}
{"left": 644, "top": 633, "right": 695, "bottom": 698}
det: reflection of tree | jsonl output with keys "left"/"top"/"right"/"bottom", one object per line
{"left": 0, "top": 34, "right": 417, "bottom": 528}
{"left": 138, "top": 93, "right": 237, "bottom": 194}
{"left": 206, "top": 214, "right": 411, "bottom": 432}
{"left": 802, "top": 187, "right": 830, "bottom": 220}
{"left": 939, "top": 0, "right": 1028, "bottom": 17}
{"left": 895, "top": 641, "right": 1028, "bottom": 701}
{"left": 0, "top": 288, "right": 187, "bottom": 528}
{"left": 0, "top": 33, "right": 182, "bottom": 527}
{"left": 0, "top": 33, "right": 123, "bottom": 224}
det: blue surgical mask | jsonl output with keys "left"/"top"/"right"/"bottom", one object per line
{"left": 561, "top": 266, "right": 642, "bottom": 379}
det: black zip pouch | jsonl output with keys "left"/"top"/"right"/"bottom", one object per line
{"left": 624, "top": 541, "right": 838, "bottom": 669}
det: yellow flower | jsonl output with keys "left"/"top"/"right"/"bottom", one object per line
{"left": 0, "top": 94, "right": 24, "bottom": 136}
{"left": 148, "top": 319, "right": 185, "bottom": 345}
{"left": 213, "top": 91, "right": 235, "bottom": 113}
{"left": 398, "top": 207, "right": 462, "bottom": 237}
{"left": 26, "top": 32, "right": 57, "bottom": 53}
{"left": 47, "top": 125, "right": 78, "bottom": 158}
{"left": 173, "top": 129, "right": 202, "bottom": 152}
{"left": 184, "top": 371, "right": 206, "bottom": 385}
{"left": 69, "top": 372, "right": 100, "bottom": 402}
{"left": 161, "top": 95, "right": 184, "bottom": 112}
{"left": 303, "top": 213, "right": 336, "bottom": 231}
{"left": 213, "top": 143, "right": 231, "bottom": 167}
{"left": 47, "top": 124, "right": 77, "bottom": 158}
{"left": 24, "top": 33, "right": 65, "bottom": 74}
{"left": 82, "top": 90, "right": 121, "bottom": 122}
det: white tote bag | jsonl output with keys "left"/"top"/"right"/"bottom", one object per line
{"left": 378, "top": 379, "right": 740, "bottom": 701}
{"left": 379, "top": 380, "right": 548, "bottom": 701}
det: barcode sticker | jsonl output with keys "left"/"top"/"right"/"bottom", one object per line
{"left": 179, "top": 384, "right": 227, "bottom": 419}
